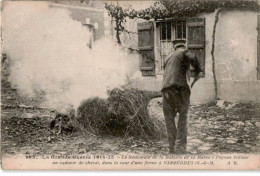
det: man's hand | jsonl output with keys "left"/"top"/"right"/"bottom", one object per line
{"left": 191, "top": 72, "right": 204, "bottom": 88}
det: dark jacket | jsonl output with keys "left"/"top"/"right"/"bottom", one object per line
{"left": 162, "top": 49, "right": 201, "bottom": 91}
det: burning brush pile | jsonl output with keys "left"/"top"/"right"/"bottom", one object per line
{"left": 67, "top": 87, "right": 165, "bottom": 139}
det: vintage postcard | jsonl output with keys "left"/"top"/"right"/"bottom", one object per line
{"left": 1, "top": 0, "right": 260, "bottom": 170}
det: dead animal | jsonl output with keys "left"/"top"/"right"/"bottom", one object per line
{"left": 50, "top": 111, "right": 75, "bottom": 134}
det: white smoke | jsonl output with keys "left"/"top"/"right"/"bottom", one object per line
{"left": 2, "top": 1, "right": 139, "bottom": 112}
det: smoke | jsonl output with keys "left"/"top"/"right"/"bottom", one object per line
{"left": 2, "top": 1, "right": 139, "bottom": 112}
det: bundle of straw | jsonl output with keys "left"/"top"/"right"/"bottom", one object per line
{"left": 76, "top": 97, "right": 109, "bottom": 134}
{"left": 107, "top": 88, "right": 164, "bottom": 139}
{"left": 76, "top": 87, "right": 164, "bottom": 139}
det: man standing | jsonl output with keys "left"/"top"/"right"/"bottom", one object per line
{"left": 162, "top": 44, "right": 203, "bottom": 154}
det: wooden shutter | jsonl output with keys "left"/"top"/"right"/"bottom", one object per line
{"left": 137, "top": 21, "right": 155, "bottom": 76}
{"left": 257, "top": 15, "right": 260, "bottom": 80}
{"left": 187, "top": 18, "right": 205, "bottom": 76}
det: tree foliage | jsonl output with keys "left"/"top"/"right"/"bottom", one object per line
{"left": 105, "top": 0, "right": 259, "bottom": 21}
{"left": 105, "top": 0, "right": 259, "bottom": 44}
{"left": 161, "top": 0, "right": 259, "bottom": 17}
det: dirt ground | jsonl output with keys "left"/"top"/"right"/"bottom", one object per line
{"left": 1, "top": 80, "right": 260, "bottom": 158}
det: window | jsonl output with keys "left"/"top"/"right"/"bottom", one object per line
{"left": 157, "top": 20, "right": 187, "bottom": 71}
{"left": 137, "top": 18, "right": 205, "bottom": 77}
{"left": 174, "top": 20, "right": 186, "bottom": 39}
{"left": 160, "top": 22, "right": 172, "bottom": 41}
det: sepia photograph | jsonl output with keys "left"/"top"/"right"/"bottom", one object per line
{"left": 1, "top": 0, "right": 260, "bottom": 170}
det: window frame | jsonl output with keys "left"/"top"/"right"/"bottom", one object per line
{"left": 155, "top": 19, "right": 188, "bottom": 74}
{"left": 154, "top": 17, "right": 206, "bottom": 76}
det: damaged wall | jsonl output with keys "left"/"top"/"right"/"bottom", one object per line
{"left": 195, "top": 9, "right": 260, "bottom": 103}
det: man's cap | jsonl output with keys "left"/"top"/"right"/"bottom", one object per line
{"left": 174, "top": 43, "right": 186, "bottom": 50}
{"left": 172, "top": 39, "right": 186, "bottom": 50}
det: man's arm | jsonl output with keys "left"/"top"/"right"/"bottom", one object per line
{"left": 189, "top": 54, "right": 203, "bottom": 88}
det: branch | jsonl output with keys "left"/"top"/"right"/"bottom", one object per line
{"left": 122, "top": 46, "right": 158, "bottom": 63}
{"left": 122, "top": 29, "right": 139, "bottom": 35}
{"left": 211, "top": 8, "right": 223, "bottom": 100}
{"left": 123, "top": 47, "right": 139, "bottom": 52}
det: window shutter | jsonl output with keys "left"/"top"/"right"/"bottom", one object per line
{"left": 257, "top": 15, "right": 260, "bottom": 80}
{"left": 137, "top": 21, "right": 155, "bottom": 76}
{"left": 187, "top": 18, "right": 205, "bottom": 76}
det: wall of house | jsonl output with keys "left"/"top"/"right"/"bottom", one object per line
{"left": 125, "top": 9, "right": 260, "bottom": 104}
{"left": 49, "top": 3, "right": 105, "bottom": 40}
{"left": 197, "top": 9, "right": 260, "bottom": 103}
{"left": 69, "top": 8, "right": 105, "bottom": 40}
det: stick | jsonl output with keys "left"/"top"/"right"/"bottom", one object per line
{"left": 191, "top": 78, "right": 199, "bottom": 88}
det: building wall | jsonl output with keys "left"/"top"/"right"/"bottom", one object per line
{"left": 197, "top": 10, "right": 260, "bottom": 103}
{"left": 127, "top": 9, "right": 260, "bottom": 104}
{"left": 69, "top": 8, "right": 104, "bottom": 40}
{"left": 49, "top": 3, "right": 105, "bottom": 40}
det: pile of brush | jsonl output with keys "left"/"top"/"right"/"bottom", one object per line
{"left": 76, "top": 87, "right": 165, "bottom": 139}
{"left": 76, "top": 97, "right": 110, "bottom": 135}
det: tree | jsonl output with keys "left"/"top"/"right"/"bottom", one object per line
{"left": 211, "top": 8, "right": 223, "bottom": 100}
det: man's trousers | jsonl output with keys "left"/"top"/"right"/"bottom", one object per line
{"left": 162, "top": 85, "right": 190, "bottom": 153}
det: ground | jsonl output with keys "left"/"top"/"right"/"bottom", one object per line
{"left": 1, "top": 80, "right": 260, "bottom": 158}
